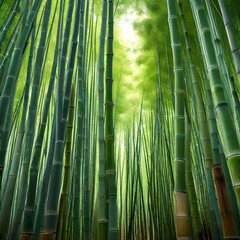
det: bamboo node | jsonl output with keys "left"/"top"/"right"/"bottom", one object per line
{"left": 105, "top": 136, "right": 114, "bottom": 140}
{"left": 40, "top": 231, "right": 56, "bottom": 240}
{"left": 105, "top": 102, "right": 114, "bottom": 106}
{"left": 20, "top": 232, "right": 33, "bottom": 240}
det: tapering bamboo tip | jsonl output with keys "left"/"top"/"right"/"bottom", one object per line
{"left": 20, "top": 233, "right": 33, "bottom": 240}
{"left": 40, "top": 231, "right": 56, "bottom": 240}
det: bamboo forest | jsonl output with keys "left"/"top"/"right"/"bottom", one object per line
{"left": 1, "top": 0, "right": 240, "bottom": 239}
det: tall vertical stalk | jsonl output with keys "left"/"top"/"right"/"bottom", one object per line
{"left": 40, "top": 0, "right": 75, "bottom": 238}
{"left": 105, "top": 0, "right": 118, "bottom": 239}
{"left": 0, "top": 23, "right": 36, "bottom": 238}
{"left": 167, "top": 0, "right": 192, "bottom": 238}
{"left": 98, "top": 0, "right": 108, "bottom": 239}
{"left": 185, "top": 115, "right": 203, "bottom": 239}
{"left": 190, "top": 0, "right": 240, "bottom": 218}
{"left": 9, "top": 2, "right": 53, "bottom": 237}
{"left": 217, "top": 0, "right": 240, "bottom": 80}
{"left": 179, "top": 0, "right": 239, "bottom": 237}
{"left": 0, "top": 0, "right": 42, "bottom": 182}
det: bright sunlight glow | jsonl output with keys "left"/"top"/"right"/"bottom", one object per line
{"left": 118, "top": 11, "right": 138, "bottom": 44}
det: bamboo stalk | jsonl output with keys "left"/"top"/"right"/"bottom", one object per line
{"left": 105, "top": 0, "right": 118, "bottom": 239}
{"left": 190, "top": 0, "right": 240, "bottom": 218}
{"left": 167, "top": 0, "right": 192, "bottom": 238}
{"left": 0, "top": 0, "right": 42, "bottom": 182}
{"left": 217, "top": 0, "right": 240, "bottom": 80}
{"left": 98, "top": 0, "right": 108, "bottom": 239}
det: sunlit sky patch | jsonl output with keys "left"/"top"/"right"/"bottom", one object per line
{"left": 117, "top": 9, "right": 141, "bottom": 64}
{"left": 118, "top": 10, "right": 138, "bottom": 44}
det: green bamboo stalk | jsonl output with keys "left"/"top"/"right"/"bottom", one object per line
{"left": 81, "top": 4, "right": 91, "bottom": 235}
{"left": 124, "top": 132, "right": 130, "bottom": 239}
{"left": 20, "top": 5, "right": 59, "bottom": 237}
{"left": 148, "top": 121, "right": 158, "bottom": 239}
{"left": 0, "top": 0, "right": 42, "bottom": 182}
{"left": 57, "top": 83, "right": 75, "bottom": 240}
{"left": 2, "top": 5, "right": 46, "bottom": 151}
{"left": 0, "top": 27, "right": 21, "bottom": 193}
{"left": 55, "top": 0, "right": 81, "bottom": 237}
{"left": 0, "top": 23, "right": 19, "bottom": 91}
{"left": 203, "top": 61, "right": 238, "bottom": 237}
{"left": 117, "top": 137, "right": 124, "bottom": 240}
{"left": 191, "top": 94, "right": 222, "bottom": 239}
{"left": 20, "top": 65, "right": 56, "bottom": 238}
{"left": 89, "top": 31, "right": 98, "bottom": 238}
{"left": 105, "top": 0, "right": 118, "bottom": 238}
{"left": 185, "top": 114, "right": 203, "bottom": 239}
{"left": 0, "top": 22, "right": 35, "bottom": 238}
{"left": 21, "top": 0, "right": 30, "bottom": 32}
{"left": 30, "top": 0, "right": 62, "bottom": 236}
{"left": 72, "top": 0, "right": 86, "bottom": 238}
{"left": 87, "top": 30, "right": 99, "bottom": 238}
{"left": 0, "top": 97, "right": 23, "bottom": 196}
{"left": 229, "top": 76, "right": 240, "bottom": 136}
{"left": 40, "top": 0, "right": 76, "bottom": 238}
{"left": 166, "top": 0, "right": 192, "bottom": 238}
{"left": 162, "top": 121, "right": 176, "bottom": 238}
{"left": 190, "top": 0, "right": 240, "bottom": 220}
{"left": 33, "top": 117, "right": 56, "bottom": 239}
{"left": 83, "top": 8, "right": 92, "bottom": 239}
{"left": 60, "top": 153, "right": 75, "bottom": 240}
{"left": 127, "top": 118, "right": 142, "bottom": 239}
{"left": 178, "top": 1, "right": 239, "bottom": 238}
{"left": 72, "top": 144, "right": 82, "bottom": 240}
{"left": 98, "top": 0, "right": 108, "bottom": 240}
{"left": 219, "top": 142, "right": 240, "bottom": 233}
{"left": 0, "top": 0, "right": 20, "bottom": 48}
{"left": 0, "top": 0, "right": 4, "bottom": 8}
{"left": 8, "top": 2, "right": 53, "bottom": 237}
{"left": 217, "top": 0, "right": 240, "bottom": 80}
{"left": 195, "top": 40, "right": 224, "bottom": 237}
{"left": 205, "top": 0, "right": 239, "bottom": 135}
